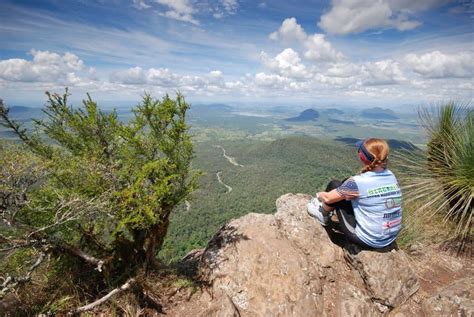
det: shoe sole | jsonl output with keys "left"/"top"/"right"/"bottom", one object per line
{"left": 306, "top": 203, "right": 329, "bottom": 226}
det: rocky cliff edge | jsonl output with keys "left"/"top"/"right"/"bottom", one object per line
{"left": 171, "top": 193, "right": 427, "bottom": 316}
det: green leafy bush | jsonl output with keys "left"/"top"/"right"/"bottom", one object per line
{"left": 0, "top": 90, "right": 200, "bottom": 311}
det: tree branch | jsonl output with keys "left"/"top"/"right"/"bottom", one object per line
{"left": 74, "top": 278, "right": 136, "bottom": 314}
{"left": 0, "top": 251, "right": 46, "bottom": 297}
{"left": 53, "top": 239, "right": 105, "bottom": 272}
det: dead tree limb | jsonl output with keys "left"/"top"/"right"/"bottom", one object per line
{"left": 55, "top": 240, "right": 105, "bottom": 272}
{"left": 0, "top": 251, "right": 46, "bottom": 297}
{"left": 74, "top": 278, "right": 136, "bottom": 314}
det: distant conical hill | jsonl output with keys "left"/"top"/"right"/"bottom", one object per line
{"left": 285, "top": 109, "right": 319, "bottom": 121}
{"left": 360, "top": 107, "right": 399, "bottom": 120}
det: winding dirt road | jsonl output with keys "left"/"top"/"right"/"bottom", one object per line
{"left": 215, "top": 145, "right": 244, "bottom": 167}
{"left": 216, "top": 171, "right": 232, "bottom": 193}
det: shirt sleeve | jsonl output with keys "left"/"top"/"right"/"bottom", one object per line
{"left": 336, "top": 177, "right": 359, "bottom": 200}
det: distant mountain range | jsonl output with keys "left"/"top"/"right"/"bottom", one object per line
{"left": 321, "top": 108, "right": 344, "bottom": 115}
{"left": 4, "top": 106, "right": 43, "bottom": 120}
{"left": 286, "top": 109, "right": 319, "bottom": 122}
{"left": 335, "top": 137, "right": 418, "bottom": 150}
{"left": 328, "top": 118, "right": 354, "bottom": 125}
{"left": 9, "top": 105, "right": 35, "bottom": 113}
{"left": 360, "top": 107, "right": 399, "bottom": 120}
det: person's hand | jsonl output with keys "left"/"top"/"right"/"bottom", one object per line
{"left": 316, "top": 192, "right": 326, "bottom": 202}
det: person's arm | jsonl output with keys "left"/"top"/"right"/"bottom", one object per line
{"left": 317, "top": 177, "right": 359, "bottom": 205}
{"left": 317, "top": 190, "right": 344, "bottom": 205}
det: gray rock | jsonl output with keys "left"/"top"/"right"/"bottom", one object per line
{"left": 172, "top": 193, "right": 422, "bottom": 316}
{"left": 422, "top": 277, "right": 474, "bottom": 316}
{"left": 345, "top": 245, "right": 420, "bottom": 308}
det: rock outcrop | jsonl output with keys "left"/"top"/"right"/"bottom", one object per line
{"left": 422, "top": 277, "right": 474, "bottom": 316}
{"left": 171, "top": 194, "right": 420, "bottom": 316}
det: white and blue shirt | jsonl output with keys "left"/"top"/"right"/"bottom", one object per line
{"left": 336, "top": 169, "right": 402, "bottom": 248}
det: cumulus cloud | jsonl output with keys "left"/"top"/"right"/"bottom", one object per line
{"left": 303, "top": 34, "right": 344, "bottom": 62}
{"left": 405, "top": 51, "right": 474, "bottom": 78}
{"left": 260, "top": 48, "right": 308, "bottom": 78}
{"left": 110, "top": 66, "right": 227, "bottom": 91}
{"left": 319, "top": 59, "right": 406, "bottom": 87}
{"left": 325, "top": 62, "right": 361, "bottom": 78}
{"left": 270, "top": 18, "right": 344, "bottom": 62}
{"left": 269, "top": 17, "right": 307, "bottom": 42}
{"left": 362, "top": 59, "right": 406, "bottom": 85}
{"left": 156, "top": 0, "right": 199, "bottom": 25}
{"left": 319, "top": 0, "right": 448, "bottom": 35}
{"left": 0, "top": 50, "right": 84, "bottom": 84}
{"left": 254, "top": 72, "right": 290, "bottom": 89}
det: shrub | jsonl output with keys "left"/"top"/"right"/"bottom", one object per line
{"left": 0, "top": 90, "right": 200, "bottom": 312}
{"left": 395, "top": 102, "right": 473, "bottom": 248}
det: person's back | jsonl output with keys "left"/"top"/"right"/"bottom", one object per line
{"left": 351, "top": 168, "right": 402, "bottom": 248}
{"left": 307, "top": 138, "right": 403, "bottom": 249}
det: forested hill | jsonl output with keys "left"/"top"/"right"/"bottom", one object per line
{"left": 285, "top": 109, "right": 320, "bottom": 121}
{"left": 161, "top": 136, "right": 360, "bottom": 261}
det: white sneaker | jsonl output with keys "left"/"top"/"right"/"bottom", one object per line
{"left": 307, "top": 197, "right": 330, "bottom": 226}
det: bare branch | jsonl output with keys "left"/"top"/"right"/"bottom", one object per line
{"left": 74, "top": 278, "right": 136, "bottom": 314}
{"left": 0, "top": 251, "right": 46, "bottom": 297}
{"left": 56, "top": 240, "right": 105, "bottom": 272}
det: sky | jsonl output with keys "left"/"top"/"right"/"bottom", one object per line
{"left": 0, "top": 0, "right": 473, "bottom": 108}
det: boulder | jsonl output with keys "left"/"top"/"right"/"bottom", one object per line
{"left": 422, "top": 277, "right": 474, "bottom": 316}
{"left": 344, "top": 245, "right": 419, "bottom": 308}
{"left": 171, "top": 193, "right": 420, "bottom": 316}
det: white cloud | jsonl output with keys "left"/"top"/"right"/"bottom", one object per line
{"left": 325, "top": 62, "right": 361, "bottom": 78}
{"left": 110, "top": 66, "right": 146, "bottom": 84}
{"left": 0, "top": 50, "right": 84, "bottom": 84}
{"left": 303, "top": 34, "right": 344, "bottom": 62}
{"left": 269, "top": 17, "right": 307, "bottom": 42}
{"left": 1, "top": 48, "right": 471, "bottom": 105}
{"left": 260, "top": 48, "right": 308, "bottom": 78}
{"left": 363, "top": 59, "right": 406, "bottom": 85}
{"left": 318, "top": 59, "right": 406, "bottom": 87}
{"left": 220, "top": 0, "right": 238, "bottom": 14}
{"left": 254, "top": 72, "right": 290, "bottom": 88}
{"left": 405, "top": 51, "right": 474, "bottom": 78}
{"left": 210, "top": 0, "right": 240, "bottom": 18}
{"left": 132, "top": 0, "right": 151, "bottom": 10}
{"left": 318, "top": 0, "right": 448, "bottom": 35}
{"left": 110, "top": 66, "right": 227, "bottom": 91}
{"left": 156, "top": 0, "right": 199, "bottom": 25}
{"left": 270, "top": 18, "right": 344, "bottom": 63}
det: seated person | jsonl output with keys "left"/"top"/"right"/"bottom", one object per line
{"left": 307, "top": 138, "right": 402, "bottom": 248}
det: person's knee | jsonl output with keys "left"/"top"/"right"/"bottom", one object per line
{"left": 326, "top": 179, "right": 342, "bottom": 192}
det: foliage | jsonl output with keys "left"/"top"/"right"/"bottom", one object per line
{"left": 394, "top": 102, "right": 473, "bottom": 245}
{"left": 161, "top": 137, "right": 360, "bottom": 262}
{"left": 0, "top": 90, "right": 200, "bottom": 312}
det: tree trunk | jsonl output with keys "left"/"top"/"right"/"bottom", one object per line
{"left": 144, "top": 206, "right": 172, "bottom": 271}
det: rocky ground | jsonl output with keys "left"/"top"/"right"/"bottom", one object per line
{"left": 164, "top": 193, "right": 473, "bottom": 317}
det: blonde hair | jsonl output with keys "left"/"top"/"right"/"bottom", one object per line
{"left": 360, "top": 138, "right": 389, "bottom": 173}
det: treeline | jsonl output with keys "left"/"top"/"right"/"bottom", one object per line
{"left": 161, "top": 137, "right": 360, "bottom": 262}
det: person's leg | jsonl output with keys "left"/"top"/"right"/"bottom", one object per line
{"left": 307, "top": 180, "right": 343, "bottom": 225}
{"left": 335, "top": 207, "right": 369, "bottom": 247}
{"left": 325, "top": 179, "right": 343, "bottom": 192}
{"left": 324, "top": 180, "right": 368, "bottom": 247}
{"left": 322, "top": 179, "right": 353, "bottom": 214}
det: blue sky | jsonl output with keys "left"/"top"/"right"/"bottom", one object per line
{"left": 0, "top": 0, "right": 472, "bottom": 107}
